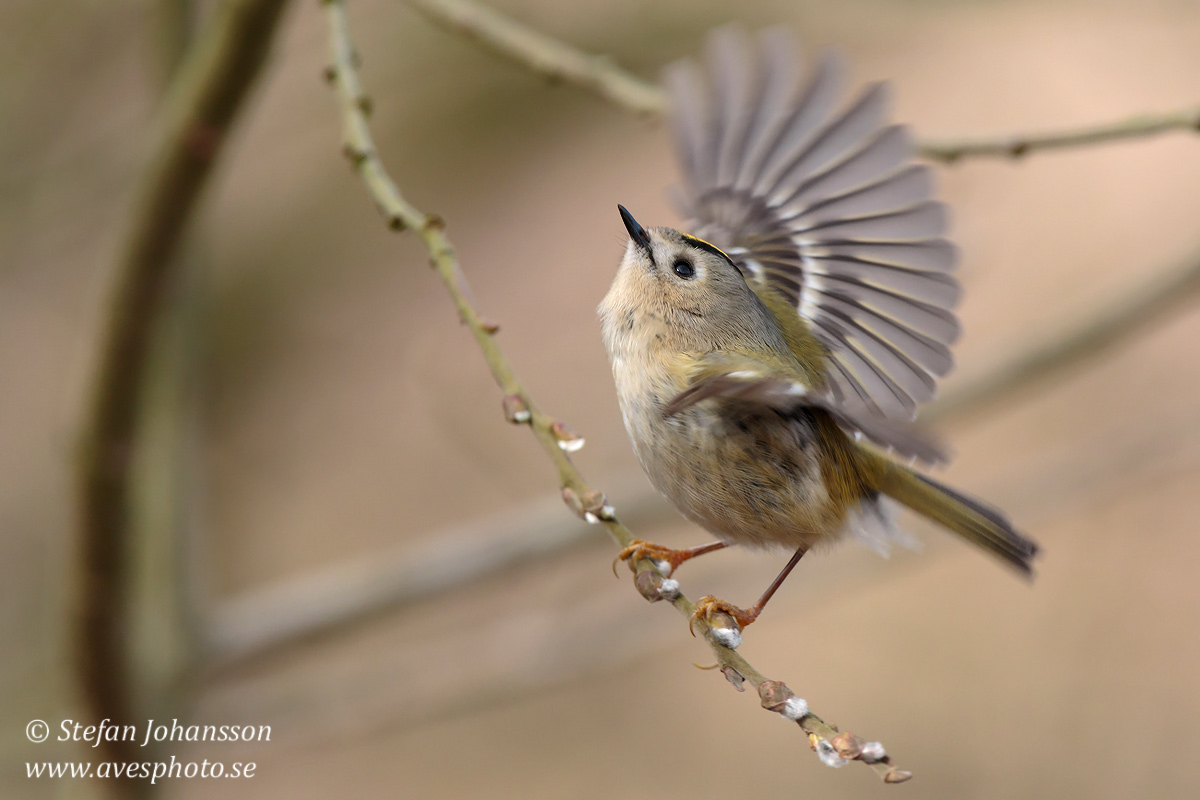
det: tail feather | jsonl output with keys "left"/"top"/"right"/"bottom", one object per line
{"left": 876, "top": 465, "right": 1040, "bottom": 576}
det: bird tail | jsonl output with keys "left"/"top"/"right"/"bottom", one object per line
{"left": 874, "top": 463, "right": 1040, "bottom": 576}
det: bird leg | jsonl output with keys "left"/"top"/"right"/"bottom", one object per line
{"left": 690, "top": 544, "right": 809, "bottom": 633}
{"left": 613, "top": 539, "right": 727, "bottom": 577}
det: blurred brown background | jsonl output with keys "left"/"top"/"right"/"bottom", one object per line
{"left": 4, "top": 0, "right": 1200, "bottom": 798}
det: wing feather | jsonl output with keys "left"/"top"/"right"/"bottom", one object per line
{"left": 753, "top": 51, "right": 847, "bottom": 194}
{"left": 788, "top": 165, "right": 934, "bottom": 228}
{"left": 733, "top": 30, "right": 805, "bottom": 191}
{"left": 806, "top": 255, "right": 961, "bottom": 307}
{"left": 818, "top": 239, "right": 958, "bottom": 272}
{"left": 707, "top": 28, "right": 760, "bottom": 188}
{"left": 799, "top": 201, "right": 949, "bottom": 241}
{"left": 778, "top": 127, "right": 916, "bottom": 214}
{"left": 666, "top": 26, "right": 961, "bottom": 422}
{"left": 811, "top": 274, "right": 960, "bottom": 342}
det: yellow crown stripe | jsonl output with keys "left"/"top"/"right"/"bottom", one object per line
{"left": 681, "top": 234, "right": 734, "bottom": 263}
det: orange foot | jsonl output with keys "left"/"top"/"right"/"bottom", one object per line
{"left": 689, "top": 595, "right": 761, "bottom": 638}
{"left": 612, "top": 539, "right": 724, "bottom": 577}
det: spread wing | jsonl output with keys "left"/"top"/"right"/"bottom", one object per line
{"left": 664, "top": 26, "right": 961, "bottom": 422}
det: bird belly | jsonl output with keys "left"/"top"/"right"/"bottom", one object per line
{"left": 626, "top": 398, "right": 847, "bottom": 551}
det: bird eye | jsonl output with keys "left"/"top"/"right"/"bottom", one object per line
{"left": 672, "top": 259, "right": 696, "bottom": 279}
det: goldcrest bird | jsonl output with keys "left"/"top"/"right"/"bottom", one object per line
{"left": 600, "top": 27, "right": 1039, "bottom": 631}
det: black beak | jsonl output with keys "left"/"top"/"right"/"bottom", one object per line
{"left": 618, "top": 204, "right": 652, "bottom": 252}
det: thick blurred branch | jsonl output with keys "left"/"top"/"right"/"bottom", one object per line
{"left": 927, "top": 247, "right": 1200, "bottom": 421}
{"left": 320, "top": 0, "right": 908, "bottom": 781}
{"left": 206, "top": 482, "right": 644, "bottom": 668}
{"left": 120, "top": 0, "right": 212, "bottom": 770}
{"left": 75, "top": 0, "right": 289, "bottom": 780}
{"left": 153, "top": 0, "right": 196, "bottom": 87}
{"left": 404, "top": 0, "right": 1200, "bottom": 162}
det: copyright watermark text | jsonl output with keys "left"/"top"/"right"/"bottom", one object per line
{"left": 25, "top": 718, "right": 270, "bottom": 784}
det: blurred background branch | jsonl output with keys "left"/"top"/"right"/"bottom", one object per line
{"left": 404, "top": 0, "right": 664, "bottom": 116}
{"left": 928, "top": 246, "right": 1200, "bottom": 421}
{"left": 153, "top": 0, "right": 196, "bottom": 89}
{"left": 205, "top": 484, "right": 622, "bottom": 667}
{"left": 919, "top": 107, "right": 1200, "bottom": 162}
{"left": 74, "top": 0, "right": 289, "bottom": 780}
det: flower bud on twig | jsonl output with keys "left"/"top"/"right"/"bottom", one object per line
{"left": 758, "top": 680, "right": 792, "bottom": 712}
{"left": 831, "top": 732, "right": 865, "bottom": 760}
{"left": 551, "top": 420, "right": 585, "bottom": 452}
{"left": 859, "top": 741, "right": 887, "bottom": 764}
{"left": 578, "top": 488, "right": 615, "bottom": 521}
{"left": 759, "top": 680, "right": 808, "bottom": 720}
{"left": 561, "top": 486, "right": 613, "bottom": 524}
{"left": 561, "top": 487, "right": 586, "bottom": 519}
{"left": 721, "top": 666, "right": 746, "bottom": 692}
{"left": 813, "top": 737, "right": 849, "bottom": 769}
{"left": 708, "top": 618, "right": 741, "bottom": 650}
{"left": 502, "top": 394, "right": 531, "bottom": 424}
{"left": 634, "top": 570, "right": 664, "bottom": 601}
{"left": 633, "top": 570, "right": 680, "bottom": 602}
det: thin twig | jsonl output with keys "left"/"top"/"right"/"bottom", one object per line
{"left": 404, "top": 0, "right": 663, "bottom": 116}
{"left": 75, "top": 0, "right": 290, "bottom": 778}
{"left": 402, "top": 0, "right": 1200, "bottom": 162}
{"left": 919, "top": 107, "right": 1200, "bottom": 163}
{"left": 323, "top": 0, "right": 909, "bottom": 782}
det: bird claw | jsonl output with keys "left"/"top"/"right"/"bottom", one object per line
{"left": 612, "top": 539, "right": 681, "bottom": 577}
{"left": 689, "top": 595, "right": 760, "bottom": 636}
